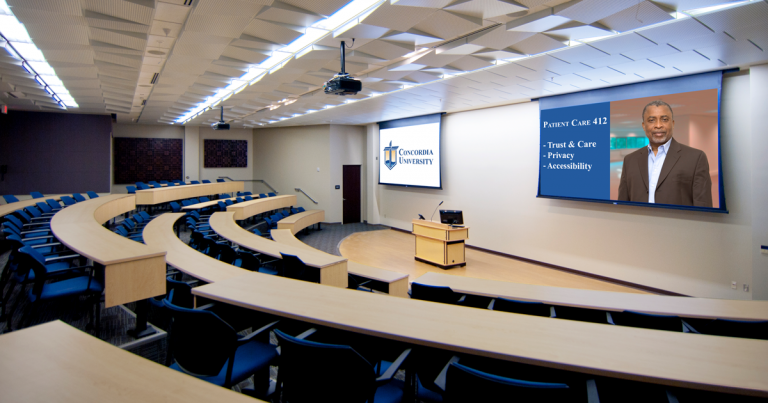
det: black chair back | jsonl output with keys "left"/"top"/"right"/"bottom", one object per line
{"left": 700, "top": 319, "right": 768, "bottom": 340}
{"left": 163, "top": 299, "right": 238, "bottom": 381}
{"left": 553, "top": 305, "right": 609, "bottom": 324}
{"left": 411, "top": 282, "right": 461, "bottom": 305}
{"left": 275, "top": 329, "right": 375, "bottom": 403}
{"left": 493, "top": 298, "right": 551, "bottom": 317}
{"left": 217, "top": 246, "right": 239, "bottom": 265}
{"left": 613, "top": 311, "right": 684, "bottom": 332}
{"left": 166, "top": 277, "right": 195, "bottom": 309}
{"left": 238, "top": 253, "right": 261, "bottom": 271}
{"left": 280, "top": 253, "right": 319, "bottom": 283}
{"left": 444, "top": 362, "right": 570, "bottom": 402}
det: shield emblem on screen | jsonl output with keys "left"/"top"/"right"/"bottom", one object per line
{"left": 384, "top": 141, "right": 398, "bottom": 170}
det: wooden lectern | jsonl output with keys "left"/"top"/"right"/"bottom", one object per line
{"left": 412, "top": 219, "right": 469, "bottom": 269}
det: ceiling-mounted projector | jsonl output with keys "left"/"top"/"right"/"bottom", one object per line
{"left": 324, "top": 40, "right": 361, "bottom": 96}
{"left": 211, "top": 105, "right": 230, "bottom": 130}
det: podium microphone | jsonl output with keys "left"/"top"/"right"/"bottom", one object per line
{"left": 430, "top": 201, "right": 444, "bottom": 222}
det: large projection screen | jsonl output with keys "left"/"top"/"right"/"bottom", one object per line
{"left": 537, "top": 71, "right": 726, "bottom": 213}
{"left": 379, "top": 113, "right": 442, "bottom": 189}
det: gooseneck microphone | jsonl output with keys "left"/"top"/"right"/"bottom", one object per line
{"left": 430, "top": 201, "right": 444, "bottom": 222}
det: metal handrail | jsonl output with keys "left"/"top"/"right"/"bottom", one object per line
{"left": 295, "top": 188, "right": 318, "bottom": 204}
{"left": 217, "top": 177, "right": 278, "bottom": 194}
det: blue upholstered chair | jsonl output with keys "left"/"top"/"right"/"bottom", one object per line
{"left": 163, "top": 299, "right": 279, "bottom": 389}
{"left": 274, "top": 329, "right": 410, "bottom": 403}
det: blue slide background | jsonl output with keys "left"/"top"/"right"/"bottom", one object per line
{"left": 540, "top": 102, "right": 610, "bottom": 200}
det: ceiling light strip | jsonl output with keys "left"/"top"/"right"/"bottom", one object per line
{"left": 177, "top": 0, "right": 386, "bottom": 124}
{"left": 0, "top": 1, "right": 78, "bottom": 108}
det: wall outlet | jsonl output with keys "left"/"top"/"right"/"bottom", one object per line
{"left": 744, "top": 284, "right": 749, "bottom": 292}
{"left": 731, "top": 281, "right": 737, "bottom": 289}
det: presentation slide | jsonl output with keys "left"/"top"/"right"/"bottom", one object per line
{"left": 379, "top": 114, "right": 442, "bottom": 189}
{"left": 538, "top": 71, "right": 725, "bottom": 212}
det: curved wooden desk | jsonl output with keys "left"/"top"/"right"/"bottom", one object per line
{"left": 270, "top": 229, "right": 409, "bottom": 298}
{"left": 0, "top": 194, "right": 66, "bottom": 218}
{"left": 209, "top": 212, "right": 347, "bottom": 287}
{"left": 194, "top": 271, "right": 768, "bottom": 397}
{"left": 415, "top": 272, "right": 768, "bottom": 321}
{"left": 142, "top": 213, "right": 248, "bottom": 284}
{"left": 276, "top": 210, "right": 324, "bottom": 234}
{"left": 50, "top": 194, "right": 166, "bottom": 307}
{"left": 0, "top": 321, "right": 262, "bottom": 403}
{"left": 227, "top": 195, "right": 296, "bottom": 220}
{"left": 181, "top": 196, "right": 241, "bottom": 211}
{"left": 135, "top": 182, "right": 244, "bottom": 205}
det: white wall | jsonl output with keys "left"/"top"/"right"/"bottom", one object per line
{"left": 750, "top": 64, "right": 768, "bottom": 300}
{"left": 367, "top": 72, "right": 760, "bottom": 300}
{"left": 330, "top": 125, "right": 366, "bottom": 223}
{"left": 184, "top": 126, "right": 200, "bottom": 183}
{"left": 252, "top": 125, "right": 331, "bottom": 214}
{"left": 198, "top": 128, "right": 255, "bottom": 193}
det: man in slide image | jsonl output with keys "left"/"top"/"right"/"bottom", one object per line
{"left": 618, "top": 100, "right": 713, "bottom": 207}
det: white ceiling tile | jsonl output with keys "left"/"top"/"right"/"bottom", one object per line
{"left": 506, "top": 9, "right": 571, "bottom": 32}
{"left": 634, "top": 16, "right": 714, "bottom": 45}
{"left": 155, "top": 2, "right": 192, "bottom": 24}
{"left": 185, "top": 14, "right": 256, "bottom": 38}
{"left": 357, "top": 40, "right": 415, "bottom": 60}
{"left": 281, "top": 0, "right": 350, "bottom": 16}
{"left": 509, "top": 33, "right": 566, "bottom": 55}
{"left": 82, "top": 0, "right": 154, "bottom": 25}
{"left": 243, "top": 20, "right": 303, "bottom": 46}
{"left": 597, "top": 1, "right": 674, "bottom": 33}
{"left": 361, "top": 3, "right": 438, "bottom": 32}
{"left": 413, "top": 10, "right": 483, "bottom": 40}
{"left": 256, "top": 3, "right": 325, "bottom": 27}
{"left": 469, "top": 25, "right": 538, "bottom": 50}
{"left": 544, "top": 22, "right": 613, "bottom": 41}
{"left": 446, "top": 55, "right": 494, "bottom": 72}
{"left": 150, "top": 20, "right": 183, "bottom": 38}
{"left": 7, "top": 0, "right": 82, "bottom": 16}
{"left": 444, "top": 0, "right": 528, "bottom": 20}
{"left": 554, "top": 0, "right": 638, "bottom": 24}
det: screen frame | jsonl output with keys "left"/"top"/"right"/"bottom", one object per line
{"left": 378, "top": 113, "right": 443, "bottom": 189}
{"left": 535, "top": 70, "right": 730, "bottom": 214}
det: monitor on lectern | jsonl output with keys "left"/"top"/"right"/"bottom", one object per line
{"left": 439, "top": 210, "right": 463, "bottom": 225}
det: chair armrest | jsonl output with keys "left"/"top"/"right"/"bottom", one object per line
{"left": 295, "top": 328, "right": 317, "bottom": 340}
{"left": 30, "top": 242, "right": 61, "bottom": 248}
{"left": 20, "top": 235, "right": 54, "bottom": 240}
{"left": 45, "top": 253, "right": 80, "bottom": 262}
{"left": 433, "top": 355, "right": 460, "bottom": 391}
{"left": 682, "top": 320, "right": 699, "bottom": 334}
{"left": 606, "top": 312, "right": 615, "bottom": 325}
{"left": 239, "top": 320, "right": 280, "bottom": 344}
{"left": 20, "top": 230, "right": 51, "bottom": 235}
{"left": 487, "top": 299, "right": 495, "bottom": 310}
{"left": 550, "top": 306, "right": 557, "bottom": 318}
{"left": 376, "top": 348, "right": 412, "bottom": 383}
{"left": 197, "top": 303, "right": 216, "bottom": 310}
{"left": 586, "top": 379, "right": 599, "bottom": 403}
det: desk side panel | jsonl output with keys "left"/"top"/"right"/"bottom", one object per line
{"left": 105, "top": 255, "right": 166, "bottom": 307}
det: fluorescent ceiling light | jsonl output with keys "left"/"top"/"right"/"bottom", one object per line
{"left": 12, "top": 42, "right": 46, "bottom": 61}
{"left": 28, "top": 61, "right": 56, "bottom": 75}
{"left": 0, "top": 15, "right": 32, "bottom": 42}
{"left": 684, "top": 1, "right": 751, "bottom": 16}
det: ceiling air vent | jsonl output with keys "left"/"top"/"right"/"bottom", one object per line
{"left": 183, "top": 0, "right": 193, "bottom": 5}
{"left": 150, "top": 73, "right": 159, "bottom": 84}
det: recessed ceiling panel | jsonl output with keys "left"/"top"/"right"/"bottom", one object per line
{"left": 445, "top": 0, "right": 528, "bottom": 20}
{"left": 554, "top": 0, "right": 638, "bottom": 24}
{"left": 597, "top": 1, "right": 674, "bottom": 33}
{"left": 413, "top": 10, "right": 483, "bottom": 40}
{"left": 82, "top": 0, "right": 155, "bottom": 25}
{"left": 509, "top": 33, "right": 566, "bottom": 55}
{"left": 361, "top": 3, "right": 438, "bottom": 32}
{"left": 469, "top": 25, "right": 537, "bottom": 50}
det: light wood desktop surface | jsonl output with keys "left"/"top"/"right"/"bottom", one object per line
{"left": 50, "top": 194, "right": 166, "bottom": 307}
{"left": 194, "top": 271, "right": 768, "bottom": 397}
{"left": 227, "top": 195, "right": 296, "bottom": 220}
{"left": 270, "top": 229, "right": 409, "bottom": 297}
{"left": 0, "top": 321, "right": 262, "bottom": 403}
{"left": 135, "top": 182, "right": 244, "bottom": 205}
{"left": 142, "top": 213, "right": 248, "bottom": 284}
{"left": 276, "top": 210, "right": 324, "bottom": 235}
{"left": 0, "top": 194, "right": 66, "bottom": 218}
{"left": 209, "top": 212, "right": 347, "bottom": 287}
{"left": 181, "top": 196, "right": 245, "bottom": 211}
{"left": 415, "top": 272, "right": 768, "bottom": 321}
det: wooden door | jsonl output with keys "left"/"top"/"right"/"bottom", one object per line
{"left": 342, "top": 165, "right": 361, "bottom": 224}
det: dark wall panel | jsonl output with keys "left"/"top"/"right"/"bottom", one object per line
{"left": 204, "top": 139, "right": 248, "bottom": 167}
{"left": 113, "top": 138, "right": 183, "bottom": 184}
{"left": 0, "top": 111, "right": 111, "bottom": 195}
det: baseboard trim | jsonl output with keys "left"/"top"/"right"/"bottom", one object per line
{"left": 383, "top": 225, "right": 686, "bottom": 297}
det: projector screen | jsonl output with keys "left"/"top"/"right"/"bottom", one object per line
{"left": 537, "top": 71, "right": 727, "bottom": 213}
{"left": 379, "top": 113, "right": 442, "bottom": 189}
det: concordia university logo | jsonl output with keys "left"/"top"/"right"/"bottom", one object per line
{"left": 384, "top": 141, "right": 399, "bottom": 170}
